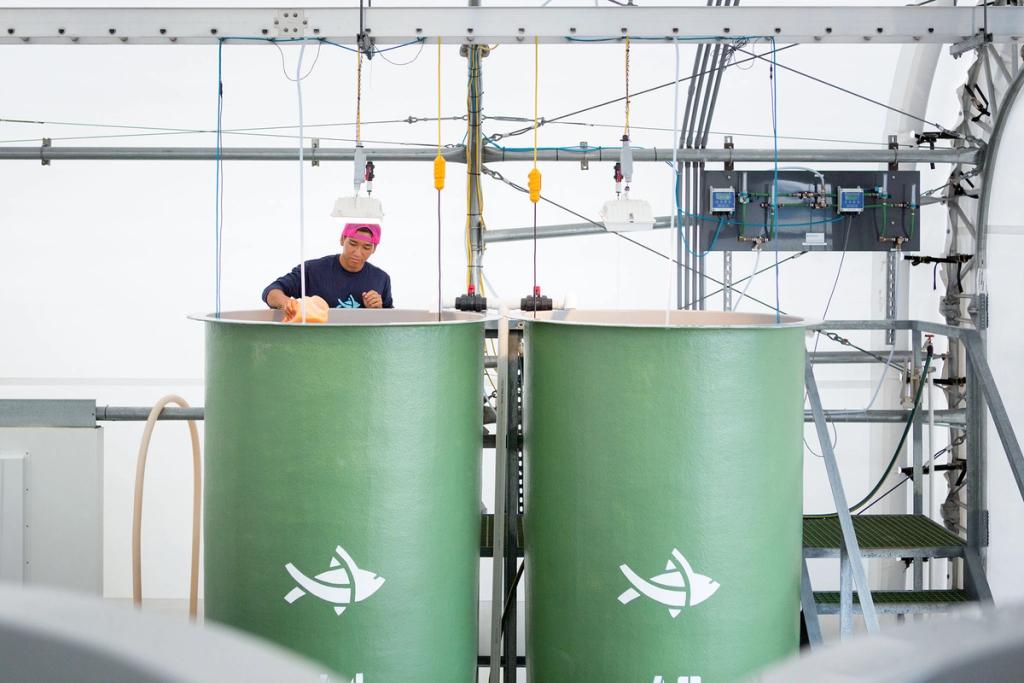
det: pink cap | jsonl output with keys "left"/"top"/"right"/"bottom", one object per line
{"left": 342, "top": 222, "right": 381, "bottom": 245}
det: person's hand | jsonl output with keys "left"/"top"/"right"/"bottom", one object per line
{"left": 362, "top": 290, "right": 383, "bottom": 309}
{"left": 282, "top": 296, "right": 329, "bottom": 323}
{"left": 281, "top": 297, "right": 299, "bottom": 321}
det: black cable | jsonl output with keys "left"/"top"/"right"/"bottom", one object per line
{"left": 500, "top": 561, "right": 525, "bottom": 628}
{"left": 855, "top": 439, "right": 964, "bottom": 515}
{"left": 533, "top": 203, "right": 538, "bottom": 318}
{"left": 806, "top": 345, "right": 934, "bottom": 519}
{"left": 494, "top": 43, "right": 800, "bottom": 140}
{"left": 732, "top": 46, "right": 951, "bottom": 134}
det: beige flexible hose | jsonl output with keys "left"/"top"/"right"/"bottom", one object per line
{"left": 132, "top": 395, "right": 202, "bottom": 620}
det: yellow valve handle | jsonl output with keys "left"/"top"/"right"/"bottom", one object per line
{"left": 434, "top": 154, "right": 446, "bottom": 191}
{"left": 528, "top": 167, "right": 542, "bottom": 204}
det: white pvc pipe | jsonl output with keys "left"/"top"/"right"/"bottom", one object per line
{"left": 928, "top": 369, "right": 937, "bottom": 590}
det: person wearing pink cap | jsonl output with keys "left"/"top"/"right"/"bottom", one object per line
{"left": 263, "top": 223, "right": 393, "bottom": 313}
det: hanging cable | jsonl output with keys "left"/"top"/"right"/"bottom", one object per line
{"left": 435, "top": 37, "right": 445, "bottom": 321}
{"left": 730, "top": 247, "right": 763, "bottom": 312}
{"left": 528, "top": 37, "right": 543, "bottom": 318}
{"left": 215, "top": 39, "right": 225, "bottom": 317}
{"left": 355, "top": 47, "right": 364, "bottom": 146}
{"left": 623, "top": 35, "right": 631, "bottom": 139}
{"left": 666, "top": 35, "right": 680, "bottom": 324}
{"left": 806, "top": 345, "right": 934, "bottom": 518}
{"left": 493, "top": 43, "right": 798, "bottom": 141}
{"left": 297, "top": 41, "right": 309, "bottom": 323}
{"left": 769, "top": 37, "right": 781, "bottom": 324}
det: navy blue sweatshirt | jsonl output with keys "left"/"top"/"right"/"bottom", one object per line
{"left": 262, "top": 255, "right": 394, "bottom": 309}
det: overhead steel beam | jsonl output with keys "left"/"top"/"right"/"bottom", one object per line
{"left": 0, "top": 145, "right": 980, "bottom": 164}
{"left": 0, "top": 6, "right": 1021, "bottom": 45}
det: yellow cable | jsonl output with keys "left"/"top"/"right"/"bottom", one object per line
{"left": 437, "top": 38, "right": 442, "bottom": 155}
{"left": 356, "top": 48, "right": 363, "bottom": 145}
{"left": 434, "top": 37, "right": 445, "bottom": 191}
{"left": 533, "top": 37, "right": 539, "bottom": 168}
{"left": 528, "top": 36, "right": 541, "bottom": 204}
{"left": 624, "top": 35, "right": 631, "bottom": 139}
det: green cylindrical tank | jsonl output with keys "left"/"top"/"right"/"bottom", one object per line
{"left": 523, "top": 309, "right": 805, "bottom": 683}
{"left": 198, "top": 309, "right": 484, "bottom": 682}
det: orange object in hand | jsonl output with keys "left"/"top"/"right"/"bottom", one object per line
{"left": 282, "top": 295, "right": 329, "bottom": 324}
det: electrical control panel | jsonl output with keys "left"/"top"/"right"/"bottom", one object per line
{"left": 709, "top": 187, "right": 737, "bottom": 213}
{"left": 837, "top": 187, "right": 866, "bottom": 214}
{"left": 698, "top": 170, "right": 920, "bottom": 252}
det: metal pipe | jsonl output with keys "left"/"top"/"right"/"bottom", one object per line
{"left": 484, "top": 216, "right": 673, "bottom": 243}
{"left": 97, "top": 406, "right": 204, "bottom": 421}
{"left": 0, "top": 146, "right": 979, "bottom": 164}
{"left": 96, "top": 404, "right": 965, "bottom": 426}
{"left": 466, "top": 44, "right": 487, "bottom": 294}
{"left": 804, "top": 409, "right": 966, "bottom": 426}
{"left": 810, "top": 350, "right": 916, "bottom": 364}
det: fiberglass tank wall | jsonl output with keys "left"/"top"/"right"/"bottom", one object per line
{"left": 199, "top": 309, "right": 484, "bottom": 682}
{"left": 522, "top": 310, "right": 805, "bottom": 683}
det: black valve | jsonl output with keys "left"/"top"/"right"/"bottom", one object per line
{"left": 455, "top": 284, "right": 487, "bottom": 312}
{"left": 520, "top": 286, "right": 552, "bottom": 312}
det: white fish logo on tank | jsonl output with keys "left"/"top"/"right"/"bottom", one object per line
{"left": 284, "top": 546, "right": 385, "bottom": 616}
{"left": 618, "top": 549, "right": 719, "bottom": 618}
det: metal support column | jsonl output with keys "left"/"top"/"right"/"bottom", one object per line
{"left": 912, "top": 330, "right": 924, "bottom": 593}
{"left": 965, "top": 349, "right": 988, "bottom": 567}
{"left": 463, "top": 38, "right": 488, "bottom": 294}
{"left": 965, "top": 330, "right": 1024, "bottom": 500}
{"left": 722, "top": 251, "right": 733, "bottom": 311}
{"left": 839, "top": 546, "right": 854, "bottom": 639}
{"left": 502, "top": 329, "right": 523, "bottom": 683}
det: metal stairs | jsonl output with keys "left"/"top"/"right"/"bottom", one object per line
{"left": 800, "top": 320, "right": 1024, "bottom": 646}
{"left": 803, "top": 514, "right": 979, "bottom": 620}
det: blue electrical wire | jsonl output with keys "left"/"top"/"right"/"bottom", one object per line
{"left": 217, "top": 35, "right": 425, "bottom": 54}
{"left": 215, "top": 39, "right": 224, "bottom": 317}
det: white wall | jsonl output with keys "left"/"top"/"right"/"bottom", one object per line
{"left": 1, "top": 0, "right": 1010, "bottom": 611}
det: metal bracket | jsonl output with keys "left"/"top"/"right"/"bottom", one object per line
{"left": 886, "top": 250, "right": 898, "bottom": 345}
{"left": 951, "top": 31, "right": 993, "bottom": 59}
{"left": 40, "top": 138, "right": 50, "bottom": 166}
{"left": 724, "top": 135, "right": 734, "bottom": 172}
{"left": 888, "top": 134, "right": 899, "bottom": 172}
{"left": 357, "top": 31, "right": 374, "bottom": 56}
{"left": 274, "top": 9, "right": 307, "bottom": 38}
{"left": 579, "top": 141, "right": 589, "bottom": 171}
{"left": 968, "top": 292, "right": 989, "bottom": 330}
{"left": 311, "top": 137, "right": 319, "bottom": 167}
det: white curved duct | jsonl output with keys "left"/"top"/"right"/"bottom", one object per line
{"left": 976, "top": 61, "right": 1024, "bottom": 604}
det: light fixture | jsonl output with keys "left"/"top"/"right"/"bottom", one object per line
{"left": 600, "top": 136, "right": 655, "bottom": 232}
{"left": 331, "top": 146, "right": 384, "bottom": 221}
